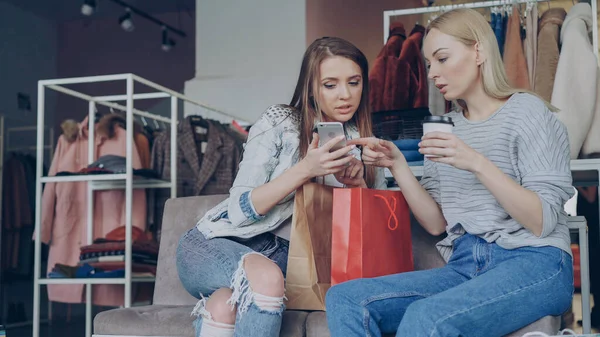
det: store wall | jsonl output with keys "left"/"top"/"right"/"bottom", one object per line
{"left": 306, "top": 0, "right": 422, "bottom": 66}
{"left": 184, "top": 0, "right": 306, "bottom": 123}
{"left": 55, "top": 11, "right": 195, "bottom": 132}
{"left": 0, "top": 1, "right": 58, "bottom": 147}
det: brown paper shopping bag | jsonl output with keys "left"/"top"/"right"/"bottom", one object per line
{"left": 285, "top": 183, "right": 333, "bottom": 311}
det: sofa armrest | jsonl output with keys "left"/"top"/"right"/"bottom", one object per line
{"left": 153, "top": 195, "right": 228, "bottom": 306}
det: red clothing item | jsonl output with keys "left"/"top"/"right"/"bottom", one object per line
{"left": 370, "top": 22, "right": 412, "bottom": 112}
{"left": 503, "top": 6, "right": 530, "bottom": 90}
{"left": 400, "top": 25, "right": 429, "bottom": 108}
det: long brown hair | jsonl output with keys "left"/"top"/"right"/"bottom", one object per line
{"left": 289, "top": 37, "right": 376, "bottom": 187}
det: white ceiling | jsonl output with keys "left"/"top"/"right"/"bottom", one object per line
{"left": 0, "top": 0, "right": 195, "bottom": 23}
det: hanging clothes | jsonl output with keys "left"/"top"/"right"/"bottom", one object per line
{"left": 95, "top": 113, "right": 152, "bottom": 169}
{"left": 524, "top": 4, "right": 538, "bottom": 88}
{"left": 560, "top": 3, "right": 600, "bottom": 159}
{"left": 150, "top": 116, "right": 242, "bottom": 240}
{"left": 399, "top": 24, "right": 428, "bottom": 108}
{"left": 534, "top": 8, "right": 567, "bottom": 102}
{"left": 135, "top": 133, "right": 151, "bottom": 169}
{"left": 41, "top": 116, "right": 147, "bottom": 305}
{"left": 492, "top": 10, "right": 506, "bottom": 55}
{"left": 551, "top": 3, "right": 599, "bottom": 159}
{"left": 1, "top": 155, "right": 31, "bottom": 275}
{"left": 503, "top": 5, "right": 530, "bottom": 90}
{"left": 369, "top": 22, "right": 418, "bottom": 112}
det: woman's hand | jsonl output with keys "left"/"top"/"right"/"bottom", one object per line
{"left": 334, "top": 157, "right": 367, "bottom": 188}
{"left": 419, "top": 132, "right": 484, "bottom": 172}
{"left": 299, "top": 133, "right": 356, "bottom": 179}
{"left": 347, "top": 137, "right": 406, "bottom": 170}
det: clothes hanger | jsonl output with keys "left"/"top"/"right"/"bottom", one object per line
{"left": 189, "top": 114, "right": 209, "bottom": 128}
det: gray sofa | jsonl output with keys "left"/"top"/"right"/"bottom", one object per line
{"left": 93, "top": 195, "right": 559, "bottom": 337}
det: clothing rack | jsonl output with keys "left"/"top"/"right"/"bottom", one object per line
{"left": 32, "top": 73, "right": 236, "bottom": 337}
{"left": 0, "top": 120, "right": 54, "bottom": 330}
{"left": 382, "top": 0, "right": 598, "bottom": 334}
{"left": 6, "top": 125, "right": 54, "bottom": 158}
{"left": 383, "top": 0, "right": 599, "bottom": 59}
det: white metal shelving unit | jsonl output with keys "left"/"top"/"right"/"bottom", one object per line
{"left": 32, "top": 73, "right": 240, "bottom": 337}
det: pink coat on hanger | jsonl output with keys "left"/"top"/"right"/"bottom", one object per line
{"left": 41, "top": 116, "right": 148, "bottom": 306}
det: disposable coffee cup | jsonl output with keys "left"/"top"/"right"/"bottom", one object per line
{"left": 422, "top": 116, "right": 454, "bottom": 158}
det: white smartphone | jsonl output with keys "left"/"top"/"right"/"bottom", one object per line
{"left": 316, "top": 122, "right": 346, "bottom": 152}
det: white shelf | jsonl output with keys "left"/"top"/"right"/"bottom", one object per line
{"left": 38, "top": 277, "right": 156, "bottom": 285}
{"left": 40, "top": 174, "right": 172, "bottom": 190}
{"left": 385, "top": 166, "right": 423, "bottom": 179}
{"left": 41, "top": 174, "right": 127, "bottom": 183}
{"left": 385, "top": 159, "right": 600, "bottom": 180}
{"left": 91, "top": 178, "right": 172, "bottom": 190}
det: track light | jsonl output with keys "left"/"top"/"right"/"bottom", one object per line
{"left": 119, "top": 8, "right": 135, "bottom": 32}
{"left": 161, "top": 27, "right": 176, "bottom": 51}
{"left": 81, "top": 0, "right": 97, "bottom": 16}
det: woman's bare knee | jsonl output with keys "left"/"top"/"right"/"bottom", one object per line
{"left": 205, "top": 288, "right": 237, "bottom": 324}
{"left": 243, "top": 254, "right": 285, "bottom": 297}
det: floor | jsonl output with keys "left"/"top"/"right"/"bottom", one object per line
{"left": 571, "top": 293, "right": 600, "bottom": 334}
{"left": 4, "top": 295, "right": 599, "bottom": 336}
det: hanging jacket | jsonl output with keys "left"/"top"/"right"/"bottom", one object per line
{"left": 503, "top": 5, "right": 530, "bottom": 90}
{"left": 551, "top": 3, "right": 599, "bottom": 159}
{"left": 369, "top": 22, "right": 417, "bottom": 112}
{"left": 41, "top": 116, "right": 147, "bottom": 305}
{"left": 399, "top": 24, "right": 428, "bottom": 108}
{"left": 535, "top": 8, "right": 567, "bottom": 102}
{"left": 150, "top": 116, "right": 242, "bottom": 241}
{"left": 524, "top": 5, "right": 538, "bottom": 88}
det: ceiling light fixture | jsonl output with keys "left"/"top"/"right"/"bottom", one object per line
{"left": 161, "top": 27, "right": 176, "bottom": 52}
{"left": 119, "top": 8, "right": 135, "bottom": 32}
{"left": 81, "top": 0, "right": 186, "bottom": 51}
{"left": 81, "top": 0, "right": 97, "bottom": 16}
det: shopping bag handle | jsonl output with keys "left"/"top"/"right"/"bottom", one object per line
{"left": 374, "top": 194, "right": 399, "bottom": 231}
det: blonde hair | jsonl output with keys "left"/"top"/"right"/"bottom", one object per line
{"left": 426, "top": 8, "right": 557, "bottom": 112}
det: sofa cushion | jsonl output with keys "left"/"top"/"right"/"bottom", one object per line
{"left": 306, "top": 312, "right": 395, "bottom": 337}
{"left": 303, "top": 311, "right": 559, "bottom": 337}
{"left": 94, "top": 305, "right": 308, "bottom": 337}
{"left": 94, "top": 305, "right": 195, "bottom": 336}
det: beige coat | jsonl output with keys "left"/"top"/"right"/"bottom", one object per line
{"left": 524, "top": 5, "right": 538, "bottom": 88}
{"left": 551, "top": 3, "right": 599, "bottom": 159}
{"left": 535, "top": 8, "right": 567, "bottom": 102}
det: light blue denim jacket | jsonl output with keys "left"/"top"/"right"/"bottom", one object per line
{"left": 195, "top": 104, "right": 388, "bottom": 239}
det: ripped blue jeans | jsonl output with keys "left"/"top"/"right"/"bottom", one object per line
{"left": 176, "top": 227, "right": 289, "bottom": 337}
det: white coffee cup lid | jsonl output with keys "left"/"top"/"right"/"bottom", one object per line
{"left": 423, "top": 115, "right": 454, "bottom": 126}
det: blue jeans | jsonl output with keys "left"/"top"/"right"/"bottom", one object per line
{"left": 176, "top": 227, "right": 289, "bottom": 337}
{"left": 326, "top": 234, "right": 574, "bottom": 337}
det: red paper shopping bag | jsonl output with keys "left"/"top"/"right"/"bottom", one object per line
{"left": 331, "top": 188, "right": 414, "bottom": 286}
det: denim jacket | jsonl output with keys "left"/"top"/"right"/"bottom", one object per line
{"left": 195, "top": 104, "right": 388, "bottom": 239}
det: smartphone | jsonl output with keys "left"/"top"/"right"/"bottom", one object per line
{"left": 316, "top": 122, "right": 346, "bottom": 152}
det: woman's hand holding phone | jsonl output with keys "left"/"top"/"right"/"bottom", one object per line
{"left": 299, "top": 133, "right": 356, "bottom": 179}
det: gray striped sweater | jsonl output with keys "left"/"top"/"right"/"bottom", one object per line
{"left": 421, "top": 93, "right": 575, "bottom": 261}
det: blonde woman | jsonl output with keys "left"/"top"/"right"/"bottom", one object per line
{"left": 326, "top": 9, "right": 574, "bottom": 337}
